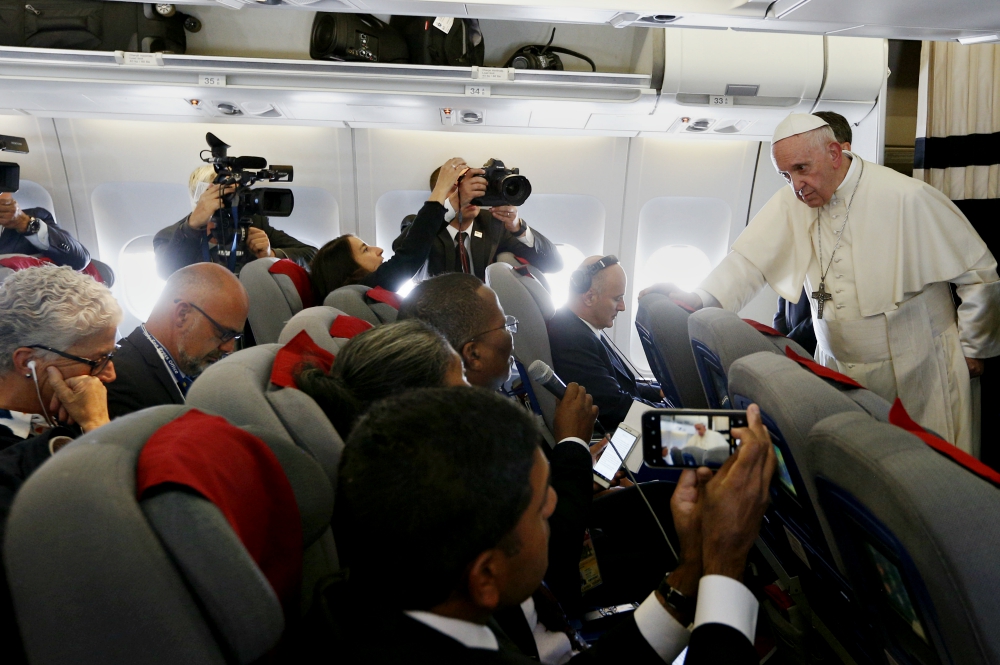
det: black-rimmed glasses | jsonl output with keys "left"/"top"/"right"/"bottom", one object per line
{"left": 27, "top": 344, "right": 118, "bottom": 376}
{"left": 178, "top": 300, "right": 243, "bottom": 343}
{"left": 462, "top": 315, "right": 518, "bottom": 347}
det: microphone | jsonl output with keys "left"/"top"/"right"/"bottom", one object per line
{"left": 528, "top": 360, "right": 566, "bottom": 400}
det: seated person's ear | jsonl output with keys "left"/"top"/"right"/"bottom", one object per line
{"left": 466, "top": 548, "right": 504, "bottom": 611}
{"left": 461, "top": 341, "right": 480, "bottom": 369}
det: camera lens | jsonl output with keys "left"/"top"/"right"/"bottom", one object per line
{"left": 500, "top": 175, "right": 531, "bottom": 206}
{"left": 313, "top": 15, "right": 336, "bottom": 53}
{"left": 511, "top": 55, "right": 530, "bottom": 69}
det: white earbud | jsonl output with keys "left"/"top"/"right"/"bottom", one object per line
{"left": 25, "top": 359, "right": 36, "bottom": 378}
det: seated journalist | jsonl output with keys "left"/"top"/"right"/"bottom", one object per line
{"left": 309, "top": 158, "right": 468, "bottom": 302}
{"left": 549, "top": 256, "right": 664, "bottom": 430}
{"left": 153, "top": 165, "right": 316, "bottom": 278}
{"left": 392, "top": 160, "right": 563, "bottom": 282}
{"left": 0, "top": 192, "right": 90, "bottom": 270}
{"left": 106, "top": 263, "right": 249, "bottom": 419}
{"left": 307, "top": 388, "right": 775, "bottom": 664}
{"left": 0, "top": 265, "right": 121, "bottom": 665}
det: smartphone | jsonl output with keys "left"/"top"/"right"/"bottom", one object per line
{"left": 593, "top": 423, "right": 641, "bottom": 488}
{"left": 642, "top": 409, "right": 748, "bottom": 468}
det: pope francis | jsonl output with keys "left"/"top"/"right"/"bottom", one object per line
{"left": 648, "top": 113, "right": 1000, "bottom": 453}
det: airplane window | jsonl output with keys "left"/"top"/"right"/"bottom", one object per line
{"left": 119, "top": 235, "right": 165, "bottom": 320}
{"left": 547, "top": 244, "right": 586, "bottom": 309}
{"left": 639, "top": 244, "right": 712, "bottom": 292}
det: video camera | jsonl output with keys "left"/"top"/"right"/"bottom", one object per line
{"left": 0, "top": 134, "right": 29, "bottom": 193}
{"left": 201, "top": 132, "right": 295, "bottom": 237}
{"left": 470, "top": 158, "right": 532, "bottom": 207}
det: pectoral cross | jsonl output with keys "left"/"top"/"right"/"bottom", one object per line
{"left": 812, "top": 281, "right": 833, "bottom": 319}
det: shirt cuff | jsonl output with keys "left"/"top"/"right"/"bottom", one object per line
{"left": 692, "top": 288, "right": 721, "bottom": 309}
{"left": 515, "top": 224, "right": 535, "bottom": 247}
{"left": 633, "top": 591, "right": 691, "bottom": 663}
{"left": 26, "top": 220, "right": 49, "bottom": 251}
{"left": 693, "top": 575, "right": 758, "bottom": 643}
{"left": 273, "top": 248, "right": 287, "bottom": 259}
{"left": 557, "top": 436, "right": 590, "bottom": 453}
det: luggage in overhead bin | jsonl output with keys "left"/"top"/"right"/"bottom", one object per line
{"left": 0, "top": 1, "right": 191, "bottom": 53}
{"left": 390, "top": 16, "right": 484, "bottom": 67}
{"left": 310, "top": 13, "right": 409, "bottom": 63}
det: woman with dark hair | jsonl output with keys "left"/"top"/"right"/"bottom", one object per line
{"left": 294, "top": 319, "right": 468, "bottom": 436}
{"left": 310, "top": 157, "right": 468, "bottom": 302}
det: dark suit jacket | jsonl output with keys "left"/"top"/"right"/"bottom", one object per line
{"left": 548, "top": 308, "right": 662, "bottom": 431}
{"left": 393, "top": 209, "right": 562, "bottom": 282}
{"left": 544, "top": 439, "right": 593, "bottom": 617}
{"left": 106, "top": 326, "right": 185, "bottom": 419}
{"left": 153, "top": 212, "right": 316, "bottom": 278}
{"left": 774, "top": 289, "right": 817, "bottom": 355}
{"left": 0, "top": 207, "right": 90, "bottom": 270}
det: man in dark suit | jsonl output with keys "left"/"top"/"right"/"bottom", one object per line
{"left": 774, "top": 289, "right": 817, "bottom": 355}
{"left": 549, "top": 256, "right": 664, "bottom": 431}
{"left": 154, "top": 166, "right": 316, "bottom": 278}
{"left": 0, "top": 194, "right": 90, "bottom": 270}
{"left": 393, "top": 162, "right": 563, "bottom": 282}
{"left": 107, "top": 263, "right": 249, "bottom": 419}
{"left": 308, "top": 388, "right": 774, "bottom": 664}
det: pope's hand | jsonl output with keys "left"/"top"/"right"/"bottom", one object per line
{"left": 967, "top": 357, "right": 985, "bottom": 378}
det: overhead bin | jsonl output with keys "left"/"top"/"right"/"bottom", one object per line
{"left": 588, "top": 29, "right": 886, "bottom": 140}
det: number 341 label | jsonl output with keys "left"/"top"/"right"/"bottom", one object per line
{"left": 710, "top": 95, "right": 733, "bottom": 106}
{"left": 465, "top": 85, "right": 491, "bottom": 97}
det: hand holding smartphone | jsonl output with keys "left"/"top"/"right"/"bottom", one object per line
{"left": 593, "top": 423, "right": 641, "bottom": 488}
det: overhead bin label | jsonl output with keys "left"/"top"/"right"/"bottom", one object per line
{"left": 710, "top": 95, "right": 733, "bottom": 106}
{"left": 472, "top": 66, "right": 513, "bottom": 82}
{"left": 465, "top": 85, "right": 490, "bottom": 97}
{"left": 114, "top": 51, "right": 164, "bottom": 67}
{"left": 199, "top": 75, "right": 227, "bottom": 87}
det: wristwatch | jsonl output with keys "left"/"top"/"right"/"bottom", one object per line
{"left": 512, "top": 220, "right": 528, "bottom": 237}
{"left": 658, "top": 576, "right": 696, "bottom": 622}
{"left": 22, "top": 216, "right": 41, "bottom": 236}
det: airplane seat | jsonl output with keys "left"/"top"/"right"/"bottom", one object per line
{"left": 486, "top": 262, "right": 557, "bottom": 434}
{"left": 727, "top": 351, "right": 881, "bottom": 661}
{"left": 809, "top": 411, "right": 1000, "bottom": 665}
{"left": 323, "top": 284, "right": 400, "bottom": 326}
{"left": 636, "top": 293, "right": 708, "bottom": 408}
{"left": 239, "top": 257, "right": 315, "bottom": 344}
{"left": 4, "top": 404, "right": 334, "bottom": 665}
{"left": 0, "top": 253, "right": 114, "bottom": 286}
{"left": 688, "top": 308, "right": 811, "bottom": 408}
{"left": 278, "top": 305, "right": 368, "bottom": 356}
{"left": 780, "top": 344, "right": 894, "bottom": 422}
{"left": 88, "top": 259, "right": 116, "bottom": 287}
{"left": 495, "top": 251, "right": 552, "bottom": 293}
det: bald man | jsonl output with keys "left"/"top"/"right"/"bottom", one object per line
{"left": 107, "top": 263, "right": 249, "bottom": 418}
{"left": 548, "top": 255, "right": 664, "bottom": 430}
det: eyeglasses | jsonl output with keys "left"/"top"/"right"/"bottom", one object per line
{"left": 178, "top": 300, "right": 243, "bottom": 343}
{"left": 27, "top": 344, "right": 118, "bottom": 376}
{"left": 462, "top": 315, "right": 518, "bottom": 347}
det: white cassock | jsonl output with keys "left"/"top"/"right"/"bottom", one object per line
{"left": 695, "top": 153, "right": 1000, "bottom": 453}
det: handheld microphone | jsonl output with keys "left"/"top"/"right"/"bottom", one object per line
{"left": 527, "top": 360, "right": 566, "bottom": 399}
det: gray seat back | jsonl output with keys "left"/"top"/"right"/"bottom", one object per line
{"left": 278, "top": 306, "right": 355, "bottom": 356}
{"left": 5, "top": 405, "right": 331, "bottom": 665}
{"left": 495, "top": 251, "right": 552, "bottom": 293}
{"left": 240, "top": 257, "right": 308, "bottom": 344}
{"left": 323, "top": 285, "right": 398, "bottom": 326}
{"left": 809, "top": 412, "right": 1000, "bottom": 665}
{"left": 486, "top": 262, "right": 557, "bottom": 432}
{"left": 636, "top": 293, "right": 707, "bottom": 408}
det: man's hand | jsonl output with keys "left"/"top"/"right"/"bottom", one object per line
{"left": 701, "top": 403, "right": 776, "bottom": 581}
{"left": 46, "top": 366, "right": 110, "bottom": 433}
{"left": 553, "top": 382, "right": 598, "bottom": 443}
{"left": 0, "top": 193, "right": 30, "bottom": 233}
{"left": 492, "top": 205, "right": 521, "bottom": 233}
{"left": 429, "top": 157, "right": 469, "bottom": 204}
{"left": 247, "top": 227, "right": 275, "bottom": 259}
{"left": 188, "top": 183, "right": 236, "bottom": 232}
{"left": 671, "top": 467, "right": 712, "bottom": 570}
{"left": 458, "top": 168, "right": 487, "bottom": 208}
{"left": 637, "top": 282, "right": 704, "bottom": 311}
{"left": 967, "top": 357, "right": 985, "bottom": 378}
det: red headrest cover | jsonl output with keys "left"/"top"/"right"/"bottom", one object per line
{"left": 269, "top": 259, "right": 315, "bottom": 309}
{"left": 270, "top": 330, "right": 334, "bottom": 389}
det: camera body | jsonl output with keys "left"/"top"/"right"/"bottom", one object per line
{"left": 471, "top": 158, "right": 532, "bottom": 208}
{"left": 200, "top": 132, "right": 294, "bottom": 251}
{"left": 0, "top": 134, "right": 29, "bottom": 193}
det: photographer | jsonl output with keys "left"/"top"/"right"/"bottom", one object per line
{"left": 153, "top": 165, "right": 316, "bottom": 278}
{"left": 0, "top": 193, "right": 90, "bottom": 270}
{"left": 393, "top": 160, "right": 563, "bottom": 282}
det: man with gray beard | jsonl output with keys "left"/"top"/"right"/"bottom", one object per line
{"left": 106, "top": 262, "right": 248, "bottom": 418}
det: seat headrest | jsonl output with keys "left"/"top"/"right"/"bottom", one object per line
{"left": 268, "top": 259, "right": 315, "bottom": 309}
{"left": 495, "top": 251, "right": 553, "bottom": 294}
{"left": 323, "top": 284, "right": 398, "bottom": 326}
{"left": 636, "top": 293, "right": 707, "bottom": 408}
{"left": 239, "top": 258, "right": 304, "bottom": 344}
{"left": 278, "top": 306, "right": 367, "bottom": 356}
{"left": 689, "top": 308, "right": 798, "bottom": 374}
{"left": 270, "top": 330, "right": 335, "bottom": 390}
{"left": 487, "top": 262, "right": 555, "bottom": 321}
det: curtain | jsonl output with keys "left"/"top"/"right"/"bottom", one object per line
{"left": 914, "top": 40, "right": 996, "bottom": 462}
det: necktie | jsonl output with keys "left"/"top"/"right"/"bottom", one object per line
{"left": 455, "top": 231, "right": 470, "bottom": 274}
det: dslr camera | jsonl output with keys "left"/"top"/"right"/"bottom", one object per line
{"left": 0, "top": 134, "right": 29, "bottom": 193}
{"left": 199, "top": 132, "right": 294, "bottom": 261}
{"left": 470, "top": 158, "right": 532, "bottom": 207}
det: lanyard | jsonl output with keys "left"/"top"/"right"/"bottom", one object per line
{"left": 141, "top": 325, "right": 194, "bottom": 397}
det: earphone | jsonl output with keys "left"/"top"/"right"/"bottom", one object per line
{"left": 569, "top": 255, "right": 619, "bottom": 293}
{"left": 26, "top": 359, "right": 56, "bottom": 427}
